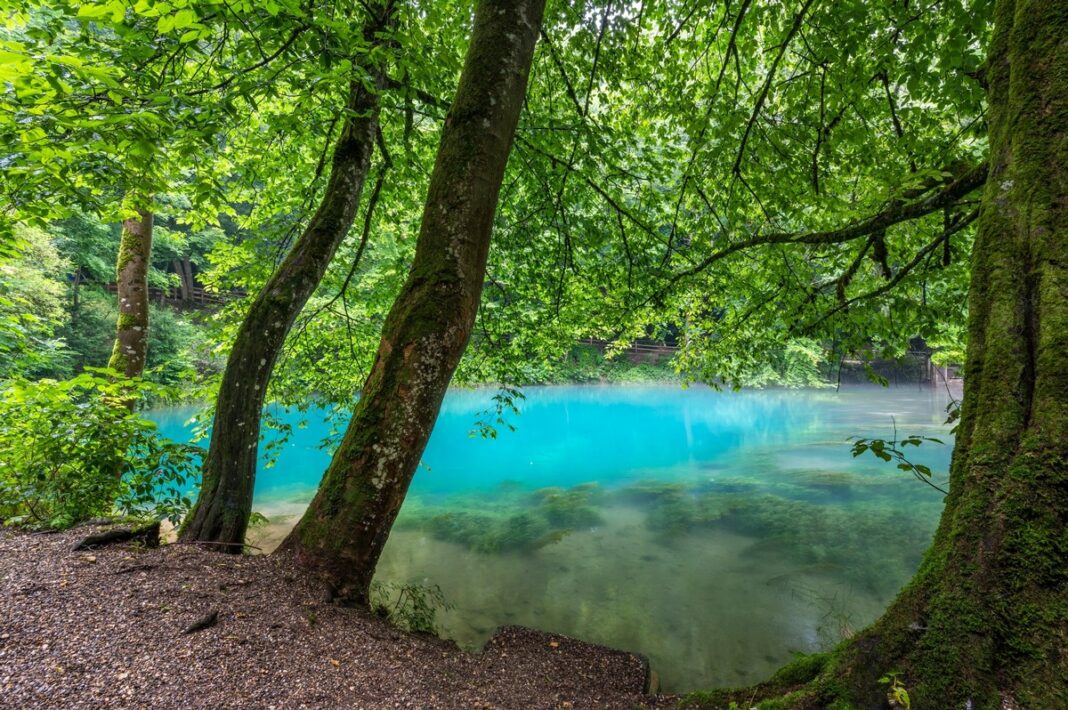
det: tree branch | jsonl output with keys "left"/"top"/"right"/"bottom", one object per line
{"left": 731, "top": 0, "right": 817, "bottom": 177}
{"left": 794, "top": 206, "right": 980, "bottom": 333}
{"left": 640, "top": 161, "right": 987, "bottom": 310}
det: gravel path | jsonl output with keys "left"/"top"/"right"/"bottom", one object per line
{"left": 0, "top": 525, "right": 667, "bottom": 709}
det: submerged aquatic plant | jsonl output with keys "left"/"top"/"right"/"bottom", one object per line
{"left": 642, "top": 490, "right": 736, "bottom": 537}
{"left": 531, "top": 484, "right": 603, "bottom": 527}
{"left": 397, "top": 483, "right": 605, "bottom": 553}
{"left": 627, "top": 478, "right": 939, "bottom": 598}
{"left": 611, "top": 479, "right": 691, "bottom": 504}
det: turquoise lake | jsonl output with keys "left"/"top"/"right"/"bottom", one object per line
{"left": 151, "top": 384, "right": 956, "bottom": 692}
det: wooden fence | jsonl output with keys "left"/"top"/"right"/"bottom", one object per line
{"left": 102, "top": 282, "right": 243, "bottom": 307}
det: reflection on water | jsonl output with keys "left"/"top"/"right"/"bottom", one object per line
{"left": 152, "top": 384, "right": 956, "bottom": 691}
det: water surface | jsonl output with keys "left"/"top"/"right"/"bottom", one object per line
{"left": 152, "top": 384, "right": 955, "bottom": 691}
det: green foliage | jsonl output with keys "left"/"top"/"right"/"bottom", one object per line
{"left": 536, "top": 345, "right": 679, "bottom": 385}
{"left": 878, "top": 672, "right": 912, "bottom": 709}
{"left": 3, "top": 0, "right": 990, "bottom": 414}
{"left": 50, "top": 288, "right": 217, "bottom": 388}
{"left": 369, "top": 581, "right": 452, "bottom": 636}
{"left": 0, "top": 225, "right": 70, "bottom": 378}
{"left": 467, "top": 342, "right": 831, "bottom": 391}
{"left": 851, "top": 421, "right": 947, "bottom": 494}
{"left": 469, "top": 386, "right": 525, "bottom": 439}
{"left": 0, "top": 210, "right": 220, "bottom": 389}
{"left": 53, "top": 211, "right": 117, "bottom": 282}
{"left": 0, "top": 369, "right": 201, "bottom": 529}
{"left": 56, "top": 289, "right": 114, "bottom": 373}
{"left": 143, "top": 305, "right": 218, "bottom": 386}
{"left": 734, "top": 339, "right": 831, "bottom": 390}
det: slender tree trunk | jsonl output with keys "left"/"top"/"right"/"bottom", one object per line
{"left": 179, "top": 5, "right": 394, "bottom": 548}
{"left": 752, "top": 3, "right": 1067, "bottom": 707}
{"left": 107, "top": 207, "right": 153, "bottom": 379}
{"left": 71, "top": 269, "right": 82, "bottom": 314}
{"left": 174, "top": 258, "right": 193, "bottom": 301}
{"left": 279, "top": 0, "right": 546, "bottom": 605}
{"left": 184, "top": 258, "right": 194, "bottom": 301}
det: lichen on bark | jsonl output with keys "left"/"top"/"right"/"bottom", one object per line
{"left": 107, "top": 206, "right": 153, "bottom": 381}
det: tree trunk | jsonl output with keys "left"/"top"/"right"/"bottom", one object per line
{"left": 751, "top": 3, "right": 1067, "bottom": 707}
{"left": 107, "top": 207, "right": 153, "bottom": 379}
{"left": 279, "top": 0, "right": 546, "bottom": 605}
{"left": 174, "top": 257, "right": 193, "bottom": 301}
{"left": 179, "top": 5, "right": 395, "bottom": 548}
{"left": 71, "top": 269, "right": 82, "bottom": 314}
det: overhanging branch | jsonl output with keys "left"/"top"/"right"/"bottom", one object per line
{"left": 640, "top": 161, "right": 988, "bottom": 310}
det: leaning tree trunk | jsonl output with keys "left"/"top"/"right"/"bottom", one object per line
{"left": 107, "top": 207, "right": 153, "bottom": 379}
{"left": 280, "top": 0, "right": 546, "bottom": 605}
{"left": 179, "top": 5, "right": 394, "bottom": 548}
{"left": 779, "top": 2, "right": 1067, "bottom": 707}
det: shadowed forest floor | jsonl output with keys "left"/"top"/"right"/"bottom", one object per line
{"left": 0, "top": 525, "right": 664, "bottom": 709}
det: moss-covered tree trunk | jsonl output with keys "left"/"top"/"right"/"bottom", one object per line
{"left": 107, "top": 207, "right": 153, "bottom": 379}
{"left": 179, "top": 5, "right": 394, "bottom": 548}
{"left": 743, "top": 2, "right": 1067, "bottom": 707}
{"left": 279, "top": 0, "right": 546, "bottom": 605}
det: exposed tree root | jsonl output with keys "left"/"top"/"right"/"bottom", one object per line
{"left": 71, "top": 520, "right": 160, "bottom": 551}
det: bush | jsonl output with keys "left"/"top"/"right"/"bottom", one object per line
{"left": 0, "top": 226, "right": 70, "bottom": 379}
{"left": 370, "top": 582, "right": 452, "bottom": 635}
{"left": 0, "top": 369, "right": 201, "bottom": 529}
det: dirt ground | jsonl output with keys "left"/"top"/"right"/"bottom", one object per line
{"left": 0, "top": 525, "right": 669, "bottom": 709}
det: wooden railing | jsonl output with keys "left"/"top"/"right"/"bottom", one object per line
{"left": 577, "top": 337, "right": 678, "bottom": 361}
{"left": 102, "top": 282, "right": 244, "bottom": 307}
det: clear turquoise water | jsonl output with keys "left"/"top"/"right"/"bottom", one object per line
{"left": 151, "top": 384, "right": 955, "bottom": 691}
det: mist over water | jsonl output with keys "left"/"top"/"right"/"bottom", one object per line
{"left": 152, "top": 384, "right": 956, "bottom": 691}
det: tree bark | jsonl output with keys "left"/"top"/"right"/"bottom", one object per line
{"left": 179, "top": 4, "right": 394, "bottom": 548}
{"left": 107, "top": 207, "right": 153, "bottom": 379}
{"left": 279, "top": 0, "right": 546, "bottom": 605}
{"left": 174, "top": 257, "right": 193, "bottom": 301}
{"left": 741, "top": 2, "right": 1067, "bottom": 707}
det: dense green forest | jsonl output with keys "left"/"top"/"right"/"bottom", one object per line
{"left": 0, "top": 0, "right": 1064, "bottom": 707}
